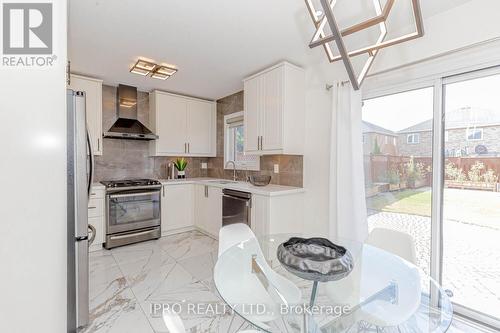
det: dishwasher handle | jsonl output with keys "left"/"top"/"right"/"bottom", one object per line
{"left": 223, "top": 194, "right": 252, "bottom": 208}
{"left": 222, "top": 188, "right": 252, "bottom": 199}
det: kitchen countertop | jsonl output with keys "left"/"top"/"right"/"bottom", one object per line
{"left": 159, "top": 177, "right": 305, "bottom": 197}
{"left": 92, "top": 182, "right": 106, "bottom": 189}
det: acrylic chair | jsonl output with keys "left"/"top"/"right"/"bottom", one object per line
{"left": 366, "top": 228, "right": 417, "bottom": 265}
{"left": 325, "top": 228, "right": 420, "bottom": 331}
{"left": 218, "top": 223, "right": 257, "bottom": 257}
{"left": 216, "top": 223, "right": 302, "bottom": 328}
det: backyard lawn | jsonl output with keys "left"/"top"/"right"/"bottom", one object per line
{"left": 367, "top": 187, "right": 500, "bottom": 229}
{"left": 367, "top": 188, "right": 432, "bottom": 216}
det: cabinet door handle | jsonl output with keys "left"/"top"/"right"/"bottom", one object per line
{"left": 184, "top": 143, "right": 187, "bottom": 153}
{"left": 162, "top": 185, "right": 165, "bottom": 197}
{"left": 204, "top": 185, "right": 208, "bottom": 198}
{"left": 188, "top": 143, "right": 190, "bottom": 153}
{"left": 258, "top": 137, "right": 260, "bottom": 150}
{"left": 97, "top": 138, "right": 100, "bottom": 151}
{"left": 260, "top": 136, "right": 263, "bottom": 150}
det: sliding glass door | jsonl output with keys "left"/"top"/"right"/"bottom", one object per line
{"left": 442, "top": 70, "right": 500, "bottom": 326}
{"left": 362, "top": 67, "right": 500, "bottom": 329}
{"left": 362, "top": 87, "right": 434, "bottom": 275}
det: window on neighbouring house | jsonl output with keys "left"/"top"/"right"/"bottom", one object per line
{"left": 362, "top": 134, "right": 366, "bottom": 144}
{"left": 385, "top": 136, "right": 388, "bottom": 144}
{"left": 224, "top": 111, "right": 260, "bottom": 171}
{"left": 393, "top": 137, "right": 396, "bottom": 145}
{"left": 407, "top": 133, "right": 420, "bottom": 144}
{"left": 466, "top": 128, "right": 483, "bottom": 141}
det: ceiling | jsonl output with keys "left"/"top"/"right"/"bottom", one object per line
{"left": 69, "top": 0, "right": 474, "bottom": 100}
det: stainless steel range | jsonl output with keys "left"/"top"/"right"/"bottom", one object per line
{"left": 101, "top": 179, "right": 162, "bottom": 249}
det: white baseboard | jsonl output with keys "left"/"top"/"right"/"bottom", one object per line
{"left": 193, "top": 226, "right": 218, "bottom": 240}
{"left": 161, "top": 226, "right": 196, "bottom": 237}
{"left": 160, "top": 225, "right": 218, "bottom": 240}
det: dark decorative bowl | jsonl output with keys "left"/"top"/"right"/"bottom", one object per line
{"left": 277, "top": 237, "right": 354, "bottom": 282}
{"left": 248, "top": 175, "right": 272, "bottom": 186}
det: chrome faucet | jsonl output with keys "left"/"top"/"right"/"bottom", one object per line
{"left": 225, "top": 160, "right": 237, "bottom": 181}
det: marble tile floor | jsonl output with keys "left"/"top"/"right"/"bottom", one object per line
{"left": 82, "top": 231, "right": 495, "bottom": 333}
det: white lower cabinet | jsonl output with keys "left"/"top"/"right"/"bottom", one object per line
{"left": 88, "top": 185, "right": 105, "bottom": 252}
{"left": 250, "top": 193, "right": 304, "bottom": 238}
{"left": 161, "top": 182, "right": 304, "bottom": 240}
{"left": 194, "top": 185, "right": 223, "bottom": 238}
{"left": 161, "top": 184, "right": 194, "bottom": 234}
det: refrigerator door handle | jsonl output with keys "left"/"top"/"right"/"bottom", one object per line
{"left": 86, "top": 129, "right": 95, "bottom": 198}
{"left": 88, "top": 224, "right": 96, "bottom": 245}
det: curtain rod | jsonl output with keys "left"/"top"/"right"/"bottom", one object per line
{"left": 326, "top": 80, "right": 350, "bottom": 90}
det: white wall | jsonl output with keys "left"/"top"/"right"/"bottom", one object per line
{"left": 302, "top": 63, "right": 346, "bottom": 237}
{"left": 0, "top": 1, "right": 68, "bottom": 332}
{"left": 371, "top": 0, "right": 500, "bottom": 75}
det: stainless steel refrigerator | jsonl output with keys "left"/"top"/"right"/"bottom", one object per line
{"left": 67, "top": 89, "right": 94, "bottom": 332}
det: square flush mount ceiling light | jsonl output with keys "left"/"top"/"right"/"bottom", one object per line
{"left": 130, "top": 60, "right": 178, "bottom": 80}
{"left": 151, "top": 65, "right": 178, "bottom": 80}
{"left": 130, "top": 59, "right": 156, "bottom": 76}
{"left": 305, "top": 0, "right": 424, "bottom": 90}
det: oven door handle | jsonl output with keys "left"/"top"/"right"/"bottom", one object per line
{"left": 108, "top": 229, "right": 159, "bottom": 240}
{"left": 109, "top": 191, "right": 160, "bottom": 199}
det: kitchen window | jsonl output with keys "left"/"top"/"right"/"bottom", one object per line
{"left": 224, "top": 112, "right": 260, "bottom": 171}
{"left": 407, "top": 133, "right": 420, "bottom": 144}
{"left": 466, "top": 128, "right": 483, "bottom": 141}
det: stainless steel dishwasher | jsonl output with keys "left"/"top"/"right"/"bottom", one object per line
{"left": 222, "top": 189, "right": 252, "bottom": 227}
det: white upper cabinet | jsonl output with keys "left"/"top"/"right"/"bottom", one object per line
{"left": 244, "top": 76, "right": 261, "bottom": 153}
{"left": 68, "top": 74, "right": 103, "bottom": 155}
{"left": 149, "top": 91, "right": 216, "bottom": 157}
{"left": 154, "top": 92, "right": 187, "bottom": 155}
{"left": 187, "top": 99, "right": 215, "bottom": 155}
{"left": 243, "top": 62, "right": 305, "bottom": 155}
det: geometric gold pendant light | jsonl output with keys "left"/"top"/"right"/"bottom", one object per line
{"left": 305, "top": 0, "right": 424, "bottom": 90}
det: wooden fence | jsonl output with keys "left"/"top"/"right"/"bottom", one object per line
{"left": 364, "top": 154, "right": 432, "bottom": 186}
{"left": 365, "top": 154, "right": 500, "bottom": 192}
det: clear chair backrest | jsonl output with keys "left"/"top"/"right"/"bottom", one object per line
{"left": 218, "top": 223, "right": 258, "bottom": 257}
{"left": 366, "top": 228, "right": 417, "bottom": 265}
{"left": 162, "top": 309, "right": 186, "bottom": 333}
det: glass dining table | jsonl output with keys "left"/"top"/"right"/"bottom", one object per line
{"left": 214, "top": 234, "right": 453, "bottom": 333}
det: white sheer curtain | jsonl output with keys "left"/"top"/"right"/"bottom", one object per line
{"left": 329, "top": 81, "right": 368, "bottom": 242}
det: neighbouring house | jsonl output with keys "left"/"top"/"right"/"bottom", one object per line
{"left": 362, "top": 121, "right": 398, "bottom": 155}
{"left": 397, "top": 107, "right": 500, "bottom": 157}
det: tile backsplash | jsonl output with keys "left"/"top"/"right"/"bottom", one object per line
{"left": 94, "top": 86, "right": 303, "bottom": 187}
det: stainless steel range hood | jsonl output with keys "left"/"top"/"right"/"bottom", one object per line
{"left": 103, "top": 84, "right": 158, "bottom": 140}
